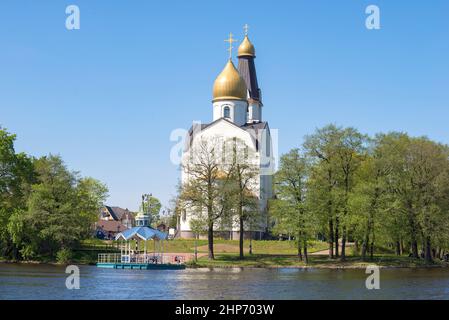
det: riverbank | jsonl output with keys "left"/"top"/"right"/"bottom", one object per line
{"left": 3, "top": 254, "right": 449, "bottom": 270}
{"left": 187, "top": 254, "right": 449, "bottom": 269}
{"left": 3, "top": 239, "right": 449, "bottom": 269}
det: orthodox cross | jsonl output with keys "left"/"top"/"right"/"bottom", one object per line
{"left": 243, "top": 24, "right": 249, "bottom": 36}
{"left": 224, "top": 32, "right": 238, "bottom": 59}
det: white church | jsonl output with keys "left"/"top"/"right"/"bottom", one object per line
{"left": 179, "top": 29, "right": 274, "bottom": 239}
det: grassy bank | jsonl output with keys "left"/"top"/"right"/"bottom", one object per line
{"left": 3, "top": 239, "right": 448, "bottom": 269}
{"left": 76, "top": 238, "right": 328, "bottom": 255}
{"left": 189, "top": 254, "right": 449, "bottom": 269}
{"left": 160, "top": 239, "right": 329, "bottom": 254}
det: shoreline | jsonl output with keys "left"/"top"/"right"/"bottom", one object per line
{"left": 2, "top": 259, "right": 449, "bottom": 270}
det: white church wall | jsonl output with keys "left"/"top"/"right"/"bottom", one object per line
{"left": 248, "top": 102, "right": 262, "bottom": 123}
{"left": 213, "top": 100, "right": 248, "bottom": 126}
{"left": 180, "top": 121, "right": 270, "bottom": 235}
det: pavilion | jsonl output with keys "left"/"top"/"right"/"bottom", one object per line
{"left": 97, "top": 210, "right": 185, "bottom": 270}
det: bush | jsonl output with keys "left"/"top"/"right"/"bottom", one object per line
{"left": 56, "top": 248, "right": 73, "bottom": 264}
{"left": 19, "top": 245, "right": 36, "bottom": 261}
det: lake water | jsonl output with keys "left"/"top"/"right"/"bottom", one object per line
{"left": 1, "top": 264, "right": 449, "bottom": 300}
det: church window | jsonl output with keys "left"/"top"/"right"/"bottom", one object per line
{"left": 182, "top": 210, "right": 187, "bottom": 222}
{"left": 223, "top": 106, "right": 231, "bottom": 118}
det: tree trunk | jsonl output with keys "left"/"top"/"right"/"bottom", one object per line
{"left": 411, "top": 240, "right": 419, "bottom": 259}
{"left": 361, "top": 240, "right": 368, "bottom": 261}
{"left": 369, "top": 216, "right": 375, "bottom": 260}
{"left": 395, "top": 241, "right": 401, "bottom": 256}
{"left": 341, "top": 227, "right": 347, "bottom": 261}
{"left": 239, "top": 216, "right": 244, "bottom": 259}
{"left": 249, "top": 235, "right": 253, "bottom": 255}
{"left": 341, "top": 175, "right": 350, "bottom": 262}
{"left": 328, "top": 219, "right": 334, "bottom": 259}
{"left": 361, "top": 222, "right": 370, "bottom": 261}
{"left": 194, "top": 236, "right": 198, "bottom": 262}
{"left": 408, "top": 202, "right": 419, "bottom": 259}
{"left": 208, "top": 222, "right": 214, "bottom": 260}
{"left": 303, "top": 241, "right": 308, "bottom": 264}
{"left": 424, "top": 236, "right": 432, "bottom": 263}
{"left": 298, "top": 242, "right": 303, "bottom": 261}
{"left": 335, "top": 217, "right": 339, "bottom": 258}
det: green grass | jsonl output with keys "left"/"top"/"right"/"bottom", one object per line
{"left": 191, "top": 253, "right": 449, "bottom": 268}
{"left": 79, "top": 239, "right": 328, "bottom": 254}
{"left": 68, "top": 239, "right": 327, "bottom": 265}
{"left": 8, "top": 239, "right": 447, "bottom": 268}
{"left": 154, "top": 239, "right": 328, "bottom": 254}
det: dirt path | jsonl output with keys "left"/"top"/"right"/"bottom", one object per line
{"left": 310, "top": 242, "right": 354, "bottom": 256}
{"left": 163, "top": 252, "right": 209, "bottom": 262}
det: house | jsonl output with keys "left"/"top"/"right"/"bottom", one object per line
{"left": 157, "top": 223, "right": 167, "bottom": 232}
{"left": 96, "top": 206, "right": 135, "bottom": 239}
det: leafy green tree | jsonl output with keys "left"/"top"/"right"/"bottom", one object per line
{"left": 406, "top": 137, "right": 449, "bottom": 262}
{"left": 0, "top": 127, "right": 35, "bottom": 259}
{"left": 349, "top": 146, "right": 388, "bottom": 260}
{"left": 303, "top": 124, "right": 345, "bottom": 258}
{"left": 333, "top": 128, "right": 367, "bottom": 260}
{"left": 270, "top": 149, "right": 311, "bottom": 262}
{"left": 140, "top": 194, "right": 162, "bottom": 226}
{"left": 77, "top": 177, "right": 109, "bottom": 235}
{"left": 7, "top": 155, "right": 108, "bottom": 260}
{"left": 303, "top": 124, "right": 367, "bottom": 261}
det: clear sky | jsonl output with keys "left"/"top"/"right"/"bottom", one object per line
{"left": 1, "top": 1, "right": 448, "bottom": 211}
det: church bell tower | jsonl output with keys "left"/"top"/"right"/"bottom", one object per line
{"left": 237, "top": 25, "right": 262, "bottom": 123}
{"left": 212, "top": 33, "right": 249, "bottom": 126}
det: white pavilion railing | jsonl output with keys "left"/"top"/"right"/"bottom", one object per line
{"left": 97, "top": 253, "right": 182, "bottom": 264}
{"left": 98, "top": 253, "right": 121, "bottom": 264}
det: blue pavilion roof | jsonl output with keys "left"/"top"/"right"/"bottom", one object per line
{"left": 115, "top": 226, "right": 168, "bottom": 241}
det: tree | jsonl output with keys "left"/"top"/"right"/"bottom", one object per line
{"left": 77, "top": 177, "right": 109, "bottom": 236}
{"left": 303, "top": 124, "right": 367, "bottom": 261}
{"left": 303, "top": 124, "right": 342, "bottom": 259}
{"left": 406, "top": 138, "right": 449, "bottom": 262}
{"left": 189, "top": 215, "right": 207, "bottom": 262}
{"left": 180, "top": 137, "right": 234, "bottom": 260}
{"left": 0, "top": 127, "right": 35, "bottom": 259}
{"left": 271, "top": 149, "right": 312, "bottom": 262}
{"left": 377, "top": 133, "right": 421, "bottom": 258}
{"left": 8, "top": 155, "right": 108, "bottom": 260}
{"left": 334, "top": 128, "right": 367, "bottom": 260}
{"left": 228, "top": 138, "right": 260, "bottom": 259}
{"left": 349, "top": 133, "right": 449, "bottom": 262}
{"left": 349, "top": 143, "right": 388, "bottom": 260}
{"left": 140, "top": 194, "right": 162, "bottom": 226}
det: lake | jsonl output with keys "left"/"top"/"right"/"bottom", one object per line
{"left": 1, "top": 264, "right": 449, "bottom": 300}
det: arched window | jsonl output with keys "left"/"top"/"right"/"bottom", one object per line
{"left": 223, "top": 106, "right": 231, "bottom": 119}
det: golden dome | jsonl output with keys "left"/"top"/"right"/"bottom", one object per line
{"left": 238, "top": 35, "right": 255, "bottom": 57}
{"left": 212, "top": 59, "right": 247, "bottom": 102}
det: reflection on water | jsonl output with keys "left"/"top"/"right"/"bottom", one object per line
{"left": 1, "top": 264, "right": 449, "bottom": 300}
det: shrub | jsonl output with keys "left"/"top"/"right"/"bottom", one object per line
{"left": 56, "top": 248, "right": 73, "bottom": 264}
{"left": 19, "top": 245, "right": 36, "bottom": 261}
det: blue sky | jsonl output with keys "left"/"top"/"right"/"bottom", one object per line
{"left": 1, "top": 1, "right": 448, "bottom": 211}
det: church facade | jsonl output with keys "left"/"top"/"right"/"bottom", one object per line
{"left": 179, "top": 31, "right": 274, "bottom": 239}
